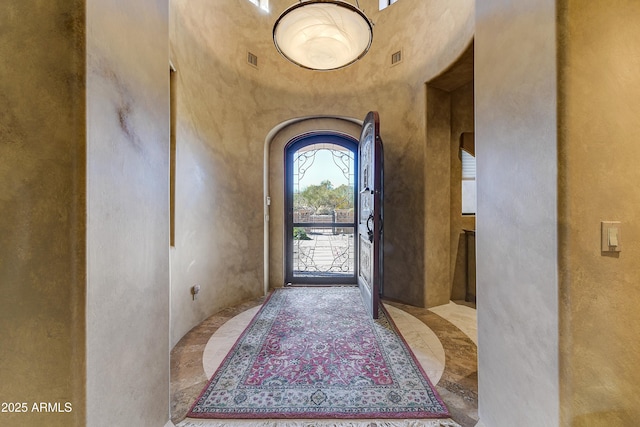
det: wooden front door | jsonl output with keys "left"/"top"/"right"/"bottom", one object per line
{"left": 357, "top": 112, "right": 383, "bottom": 319}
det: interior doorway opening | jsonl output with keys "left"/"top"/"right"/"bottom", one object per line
{"left": 285, "top": 132, "right": 358, "bottom": 285}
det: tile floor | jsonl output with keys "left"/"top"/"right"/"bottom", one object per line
{"left": 170, "top": 293, "right": 478, "bottom": 427}
{"left": 293, "top": 233, "right": 355, "bottom": 276}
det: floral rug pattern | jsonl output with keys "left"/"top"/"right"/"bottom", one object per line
{"left": 188, "top": 287, "right": 448, "bottom": 419}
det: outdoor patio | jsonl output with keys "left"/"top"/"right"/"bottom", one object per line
{"left": 292, "top": 229, "right": 355, "bottom": 277}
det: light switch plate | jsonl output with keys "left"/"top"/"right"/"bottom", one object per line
{"left": 601, "top": 221, "right": 621, "bottom": 252}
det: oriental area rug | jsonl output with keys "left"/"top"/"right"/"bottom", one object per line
{"left": 187, "top": 286, "right": 449, "bottom": 422}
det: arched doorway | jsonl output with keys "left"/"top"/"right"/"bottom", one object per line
{"left": 284, "top": 132, "right": 358, "bottom": 285}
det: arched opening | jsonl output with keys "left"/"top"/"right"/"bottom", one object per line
{"left": 284, "top": 132, "right": 359, "bottom": 285}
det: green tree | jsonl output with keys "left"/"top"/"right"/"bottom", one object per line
{"left": 332, "top": 184, "right": 353, "bottom": 209}
{"left": 298, "top": 180, "right": 353, "bottom": 213}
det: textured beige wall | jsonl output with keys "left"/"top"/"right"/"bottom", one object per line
{"left": 0, "top": 2, "right": 86, "bottom": 426}
{"left": 558, "top": 1, "right": 640, "bottom": 425}
{"left": 85, "top": 0, "right": 170, "bottom": 425}
{"left": 476, "top": 0, "right": 560, "bottom": 425}
{"left": 169, "top": 0, "right": 270, "bottom": 346}
{"left": 449, "top": 82, "right": 475, "bottom": 301}
{"left": 169, "top": 0, "right": 474, "bottom": 344}
{"left": 425, "top": 86, "right": 453, "bottom": 307}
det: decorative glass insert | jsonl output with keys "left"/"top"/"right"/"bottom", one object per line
{"left": 291, "top": 143, "right": 356, "bottom": 279}
{"left": 293, "top": 226, "right": 355, "bottom": 277}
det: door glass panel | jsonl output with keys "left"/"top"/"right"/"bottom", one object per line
{"left": 289, "top": 142, "right": 356, "bottom": 282}
{"left": 293, "top": 226, "right": 354, "bottom": 278}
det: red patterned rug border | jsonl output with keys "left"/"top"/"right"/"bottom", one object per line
{"left": 377, "top": 302, "right": 449, "bottom": 417}
{"left": 187, "top": 289, "right": 279, "bottom": 416}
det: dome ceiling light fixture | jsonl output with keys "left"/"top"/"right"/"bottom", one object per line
{"left": 273, "top": 0, "right": 373, "bottom": 71}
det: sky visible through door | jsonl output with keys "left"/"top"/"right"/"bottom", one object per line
{"left": 296, "top": 149, "right": 350, "bottom": 189}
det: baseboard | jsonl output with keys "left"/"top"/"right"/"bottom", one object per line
{"left": 177, "top": 420, "right": 460, "bottom": 427}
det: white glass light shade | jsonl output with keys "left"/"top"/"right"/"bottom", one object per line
{"left": 273, "top": 1, "right": 373, "bottom": 71}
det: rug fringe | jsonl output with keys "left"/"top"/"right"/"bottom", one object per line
{"left": 177, "top": 418, "right": 461, "bottom": 427}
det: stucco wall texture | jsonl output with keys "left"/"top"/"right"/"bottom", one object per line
{"left": 85, "top": 0, "right": 170, "bottom": 425}
{"left": 476, "top": 0, "right": 560, "bottom": 425}
{"left": 0, "top": 2, "right": 86, "bottom": 426}
{"left": 558, "top": 1, "right": 640, "bottom": 425}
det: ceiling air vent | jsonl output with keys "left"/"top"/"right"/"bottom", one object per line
{"left": 391, "top": 50, "right": 402, "bottom": 66}
{"left": 247, "top": 51, "right": 258, "bottom": 68}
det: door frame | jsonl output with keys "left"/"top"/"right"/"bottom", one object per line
{"left": 284, "top": 132, "right": 359, "bottom": 285}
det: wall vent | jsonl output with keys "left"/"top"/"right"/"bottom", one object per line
{"left": 247, "top": 52, "right": 258, "bottom": 68}
{"left": 391, "top": 50, "right": 402, "bottom": 66}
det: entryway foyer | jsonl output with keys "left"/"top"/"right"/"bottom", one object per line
{"left": 5, "top": 1, "right": 640, "bottom": 426}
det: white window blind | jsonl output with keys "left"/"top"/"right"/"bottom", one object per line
{"left": 461, "top": 150, "right": 476, "bottom": 180}
{"left": 461, "top": 150, "right": 476, "bottom": 214}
